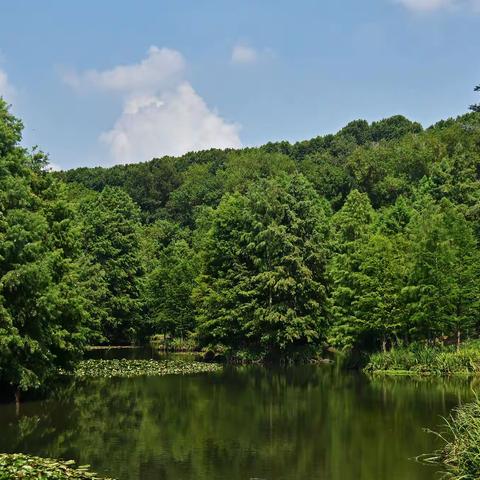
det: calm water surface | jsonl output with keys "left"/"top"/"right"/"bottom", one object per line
{"left": 0, "top": 349, "right": 476, "bottom": 480}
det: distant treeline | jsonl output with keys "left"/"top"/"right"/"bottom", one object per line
{"left": 1, "top": 89, "right": 480, "bottom": 392}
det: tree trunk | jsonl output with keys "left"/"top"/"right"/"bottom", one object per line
{"left": 457, "top": 328, "right": 461, "bottom": 352}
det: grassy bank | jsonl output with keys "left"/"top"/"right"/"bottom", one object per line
{"left": 69, "top": 359, "right": 222, "bottom": 378}
{"left": 423, "top": 396, "right": 480, "bottom": 480}
{"left": 0, "top": 453, "right": 114, "bottom": 479}
{"left": 364, "top": 342, "right": 480, "bottom": 376}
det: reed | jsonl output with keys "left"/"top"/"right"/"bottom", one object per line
{"left": 364, "top": 341, "right": 480, "bottom": 376}
{"left": 422, "top": 395, "right": 480, "bottom": 480}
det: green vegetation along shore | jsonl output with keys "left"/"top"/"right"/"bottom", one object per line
{"left": 365, "top": 342, "right": 480, "bottom": 376}
{"left": 0, "top": 453, "right": 114, "bottom": 480}
{"left": 423, "top": 395, "right": 480, "bottom": 480}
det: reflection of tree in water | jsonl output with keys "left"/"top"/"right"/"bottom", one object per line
{"left": 0, "top": 367, "right": 473, "bottom": 480}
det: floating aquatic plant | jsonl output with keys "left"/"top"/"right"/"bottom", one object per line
{"left": 69, "top": 359, "right": 222, "bottom": 378}
{"left": 0, "top": 453, "right": 114, "bottom": 479}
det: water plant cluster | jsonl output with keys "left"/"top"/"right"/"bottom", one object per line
{"left": 71, "top": 359, "right": 222, "bottom": 378}
{"left": 424, "top": 396, "right": 480, "bottom": 480}
{"left": 365, "top": 342, "right": 480, "bottom": 376}
{"left": 0, "top": 453, "right": 114, "bottom": 480}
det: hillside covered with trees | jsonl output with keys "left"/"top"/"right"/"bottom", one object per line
{"left": 2, "top": 88, "right": 480, "bottom": 392}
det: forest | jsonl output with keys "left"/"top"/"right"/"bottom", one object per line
{"left": 1, "top": 88, "right": 480, "bottom": 394}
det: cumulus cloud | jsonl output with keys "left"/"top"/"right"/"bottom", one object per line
{"left": 100, "top": 83, "right": 241, "bottom": 163}
{"left": 62, "top": 46, "right": 185, "bottom": 94}
{"left": 395, "top": 0, "right": 479, "bottom": 12}
{"left": 63, "top": 46, "right": 241, "bottom": 164}
{"left": 231, "top": 43, "right": 258, "bottom": 65}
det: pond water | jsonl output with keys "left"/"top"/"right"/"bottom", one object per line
{"left": 0, "top": 349, "right": 476, "bottom": 480}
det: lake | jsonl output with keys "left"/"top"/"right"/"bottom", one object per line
{"left": 0, "top": 349, "right": 475, "bottom": 480}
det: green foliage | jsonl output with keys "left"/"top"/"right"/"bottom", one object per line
{"left": 166, "top": 162, "right": 223, "bottom": 226}
{"left": 329, "top": 189, "right": 480, "bottom": 352}
{"left": 0, "top": 453, "right": 115, "bottom": 480}
{"left": 143, "top": 237, "right": 199, "bottom": 339}
{"left": 194, "top": 173, "right": 330, "bottom": 359}
{"left": 70, "top": 359, "right": 222, "bottom": 378}
{"left": 365, "top": 342, "right": 480, "bottom": 375}
{"left": 424, "top": 393, "right": 480, "bottom": 479}
{"left": 404, "top": 198, "right": 480, "bottom": 341}
{"left": 328, "top": 190, "right": 378, "bottom": 349}
{"left": 0, "top": 99, "right": 97, "bottom": 392}
{"left": 79, "top": 187, "right": 143, "bottom": 344}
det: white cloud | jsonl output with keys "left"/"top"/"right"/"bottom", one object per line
{"left": 395, "top": 0, "right": 480, "bottom": 12}
{"left": 63, "top": 46, "right": 242, "bottom": 164}
{"left": 0, "top": 68, "right": 15, "bottom": 101}
{"left": 231, "top": 44, "right": 258, "bottom": 65}
{"left": 100, "top": 83, "right": 241, "bottom": 163}
{"left": 62, "top": 46, "right": 185, "bottom": 94}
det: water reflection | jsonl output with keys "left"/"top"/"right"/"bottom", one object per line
{"left": 0, "top": 364, "right": 475, "bottom": 480}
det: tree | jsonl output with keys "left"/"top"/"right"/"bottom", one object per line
{"left": 194, "top": 174, "right": 331, "bottom": 359}
{"left": 470, "top": 85, "right": 480, "bottom": 113}
{"left": 352, "top": 233, "right": 408, "bottom": 351}
{"left": 328, "top": 190, "right": 377, "bottom": 349}
{"left": 144, "top": 239, "right": 199, "bottom": 340}
{"left": 403, "top": 197, "right": 480, "bottom": 344}
{"left": 80, "top": 187, "right": 143, "bottom": 343}
{"left": 166, "top": 162, "right": 224, "bottom": 227}
{"left": 0, "top": 99, "right": 97, "bottom": 397}
{"left": 221, "top": 150, "right": 296, "bottom": 194}
{"left": 369, "top": 115, "right": 422, "bottom": 142}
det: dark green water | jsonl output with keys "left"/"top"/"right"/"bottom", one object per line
{"left": 0, "top": 352, "right": 476, "bottom": 480}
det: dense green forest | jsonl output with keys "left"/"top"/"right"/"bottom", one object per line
{"left": 1, "top": 88, "right": 480, "bottom": 392}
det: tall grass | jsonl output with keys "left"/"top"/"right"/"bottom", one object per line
{"left": 364, "top": 341, "right": 480, "bottom": 376}
{"left": 423, "top": 395, "right": 480, "bottom": 480}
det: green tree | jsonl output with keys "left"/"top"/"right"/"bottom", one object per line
{"left": 0, "top": 99, "right": 97, "bottom": 397}
{"left": 194, "top": 174, "right": 330, "bottom": 359}
{"left": 404, "top": 198, "right": 480, "bottom": 343}
{"left": 144, "top": 239, "right": 199, "bottom": 340}
{"left": 328, "top": 190, "right": 377, "bottom": 349}
{"left": 166, "top": 162, "right": 223, "bottom": 227}
{"left": 80, "top": 186, "right": 143, "bottom": 343}
{"left": 353, "top": 233, "right": 408, "bottom": 351}
{"left": 221, "top": 150, "right": 296, "bottom": 194}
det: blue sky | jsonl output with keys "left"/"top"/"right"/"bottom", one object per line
{"left": 0, "top": 0, "right": 479, "bottom": 169}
